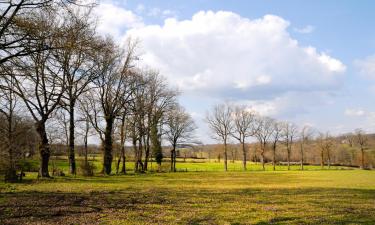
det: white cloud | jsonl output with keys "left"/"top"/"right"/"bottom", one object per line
{"left": 294, "top": 25, "right": 315, "bottom": 34}
{"left": 94, "top": 2, "right": 144, "bottom": 39}
{"left": 126, "top": 11, "right": 346, "bottom": 102}
{"left": 354, "top": 55, "right": 375, "bottom": 79}
{"left": 146, "top": 7, "right": 177, "bottom": 18}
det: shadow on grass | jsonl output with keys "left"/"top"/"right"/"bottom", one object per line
{"left": 0, "top": 187, "right": 374, "bottom": 225}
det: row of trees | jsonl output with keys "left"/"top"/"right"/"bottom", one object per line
{"left": 206, "top": 103, "right": 371, "bottom": 171}
{"left": 0, "top": 1, "right": 197, "bottom": 180}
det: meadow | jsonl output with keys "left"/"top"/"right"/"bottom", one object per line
{"left": 0, "top": 158, "right": 374, "bottom": 224}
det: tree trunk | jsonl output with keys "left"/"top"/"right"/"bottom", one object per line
{"left": 261, "top": 142, "right": 265, "bottom": 171}
{"left": 287, "top": 147, "right": 291, "bottom": 171}
{"left": 242, "top": 141, "right": 247, "bottom": 170}
{"left": 68, "top": 103, "right": 76, "bottom": 175}
{"left": 224, "top": 139, "right": 228, "bottom": 171}
{"left": 103, "top": 118, "right": 114, "bottom": 175}
{"left": 137, "top": 139, "right": 143, "bottom": 172}
{"left": 36, "top": 121, "right": 50, "bottom": 177}
{"left": 144, "top": 134, "right": 150, "bottom": 171}
{"left": 321, "top": 149, "right": 324, "bottom": 169}
{"left": 7, "top": 113, "right": 14, "bottom": 170}
{"left": 119, "top": 115, "right": 126, "bottom": 174}
{"left": 116, "top": 156, "right": 121, "bottom": 174}
{"left": 170, "top": 143, "right": 177, "bottom": 172}
{"left": 84, "top": 119, "right": 89, "bottom": 165}
{"left": 173, "top": 150, "right": 177, "bottom": 172}
{"left": 327, "top": 149, "right": 331, "bottom": 169}
{"left": 5, "top": 110, "right": 17, "bottom": 182}
{"left": 84, "top": 135, "right": 88, "bottom": 164}
{"left": 272, "top": 143, "right": 276, "bottom": 171}
{"left": 361, "top": 147, "right": 365, "bottom": 169}
{"left": 300, "top": 143, "right": 304, "bottom": 171}
{"left": 133, "top": 137, "right": 138, "bottom": 172}
{"left": 121, "top": 147, "right": 126, "bottom": 174}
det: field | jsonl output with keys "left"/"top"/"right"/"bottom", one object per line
{"left": 0, "top": 159, "right": 374, "bottom": 224}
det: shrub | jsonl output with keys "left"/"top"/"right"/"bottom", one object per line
{"left": 19, "top": 160, "right": 39, "bottom": 172}
{"left": 79, "top": 162, "right": 96, "bottom": 176}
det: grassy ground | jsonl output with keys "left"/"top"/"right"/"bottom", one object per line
{"left": 47, "top": 156, "right": 349, "bottom": 173}
{"left": 0, "top": 159, "right": 374, "bottom": 224}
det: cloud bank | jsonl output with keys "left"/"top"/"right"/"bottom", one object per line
{"left": 125, "top": 11, "right": 346, "bottom": 101}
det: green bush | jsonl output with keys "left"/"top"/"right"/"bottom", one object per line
{"left": 18, "top": 160, "right": 39, "bottom": 172}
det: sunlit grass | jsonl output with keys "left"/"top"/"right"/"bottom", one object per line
{"left": 1, "top": 158, "right": 374, "bottom": 224}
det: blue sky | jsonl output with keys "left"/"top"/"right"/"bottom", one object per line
{"left": 93, "top": 0, "right": 375, "bottom": 143}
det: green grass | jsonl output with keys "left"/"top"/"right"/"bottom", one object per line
{"left": 46, "top": 156, "right": 349, "bottom": 174}
{"left": 0, "top": 159, "right": 374, "bottom": 224}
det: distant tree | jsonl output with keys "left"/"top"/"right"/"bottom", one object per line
{"left": 355, "top": 129, "right": 368, "bottom": 169}
{"left": 165, "top": 105, "right": 196, "bottom": 172}
{"left": 255, "top": 116, "right": 274, "bottom": 170}
{"left": 137, "top": 71, "right": 177, "bottom": 172}
{"left": 230, "top": 105, "right": 256, "bottom": 170}
{"left": 317, "top": 132, "right": 334, "bottom": 169}
{"left": 281, "top": 122, "right": 298, "bottom": 170}
{"left": 206, "top": 103, "right": 233, "bottom": 171}
{"left": 299, "top": 125, "right": 313, "bottom": 170}
{"left": 344, "top": 133, "right": 355, "bottom": 147}
{"left": 270, "top": 121, "right": 282, "bottom": 171}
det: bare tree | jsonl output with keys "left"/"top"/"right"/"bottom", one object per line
{"left": 143, "top": 71, "right": 177, "bottom": 171}
{"left": 270, "top": 120, "right": 282, "bottom": 171}
{"left": 281, "top": 122, "right": 297, "bottom": 170}
{"left": 0, "top": 0, "right": 91, "bottom": 65}
{"left": 0, "top": 75, "right": 19, "bottom": 180}
{"left": 317, "top": 132, "right": 334, "bottom": 169}
{"left": 344, "top": 133, "right": 355, "bottom": 147}
{"left": 0, "top": 0, "right": 53, "bottom": 65}
{"left": 116, "top": 110, "right": 128, "bottom": 174}
{"left": 165, "top": 105, "right": 196, "bottom": 172}
{"left": 230, "top": 105, "right": 256, "bottom": 170}
{"left": 206, "top": 103, "right": 233, "bottom": 171}
{"left": 54, "top": 6, "right": 98, "bottom": 175}
{"left": 76, "top": 101, "right": 95, "bottom": 166}
{"left": 355, "top": 129, "right": 368, "bottom": 169}
{"left": 255, "top": 116, "right": 274, "bottom": 170}
{"left": 299, "top": 125, "right": 313, "bottom": 170}
{"left": 1, "top": 9, "right": 66, "bottom": 177}
{"left": 80, "top": 38, "right": 137, "bottom": 175}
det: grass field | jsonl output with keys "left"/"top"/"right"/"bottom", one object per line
{"left": 0, "top": 159, "right": 374, "bottom": 224}
{"left": 45, "top": 156, "right": 351, "bottom": 173}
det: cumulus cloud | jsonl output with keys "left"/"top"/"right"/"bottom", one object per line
{"left": 126, "top": 11, "right": 346, "bottom": 101}
{"left": 94, "top": 1, "right": 144, "bottom": 39}
{"left": 354, "top": 55, "right": 375, "bottom": 79}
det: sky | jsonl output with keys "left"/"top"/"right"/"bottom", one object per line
{"left": 92, "top": 0, "right": 375, "bottom": 144}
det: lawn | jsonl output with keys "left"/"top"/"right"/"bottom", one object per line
{"left": 0, "top": 160, "right": 374, "bottom": 224}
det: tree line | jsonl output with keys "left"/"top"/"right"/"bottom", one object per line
{"left": 0, "top": 1, "right": 196, "bottom": 181}
{"left": 206, "top": 103, "right": 374, "bottom": 171}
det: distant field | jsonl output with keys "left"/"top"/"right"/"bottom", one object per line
{"left": 0, "top": 158, "right": 374, "bottom": 224}
{"left": 42, "top": 156, "right": 351, "bottom": 173}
